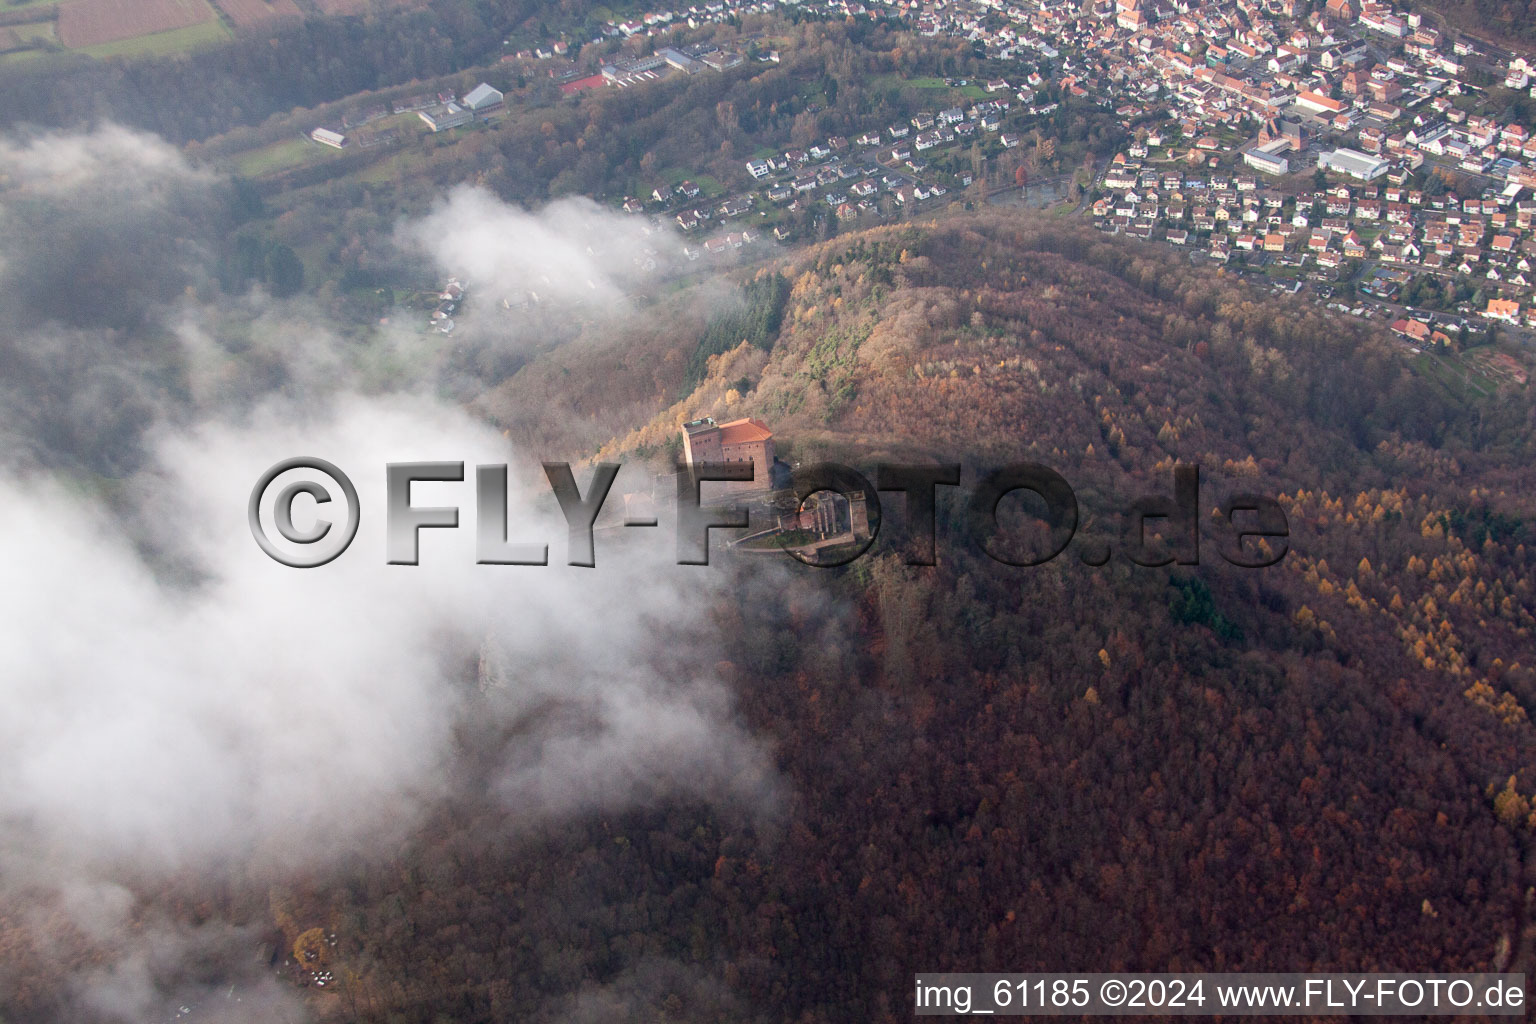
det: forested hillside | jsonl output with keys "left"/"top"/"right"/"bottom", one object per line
{"left": 229, "top": 210, "right": 1536, "bottom": 1021}
{"left": 1414, "top": 0, "right": 1536, "bottom": 47}
{"left": 5, "top": 209, "right": 1535, "bottom": 1021}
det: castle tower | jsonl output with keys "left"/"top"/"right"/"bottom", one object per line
{"left": 681, "top": 416, "right": 775, "bottom": 492}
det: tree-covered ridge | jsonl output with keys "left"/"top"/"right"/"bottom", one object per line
{"left": 493, "top": 213, "right": 1536, "bottom": 1018}
{"left": 11, "top": 212, "right": 1536, "bottom": 1023}
{"left": 1416, "top": 0, "right": 1536, "bottom": 46}
{"left": 685, "top": 271, "right": 790, "bottom": 389}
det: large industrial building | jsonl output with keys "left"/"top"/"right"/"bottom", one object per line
{"left": 1317, "top": 147, "right": 1390, "bottom": 181}
{"left": 461, "top": 83, "right": 504, "bottom": 112}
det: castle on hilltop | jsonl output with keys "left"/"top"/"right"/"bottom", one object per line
{"left": 681, "top": 416, "right": 775, "bottom": 492}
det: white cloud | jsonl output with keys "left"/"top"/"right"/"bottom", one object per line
{"left": 0, "top": 123, "right": 207, "bottom": 196}
{"left": 0, "top": 126, "right": 771, "bottom": 1022}
{"left": 396, "top": 186, "right": 676, "bottom": 312}
{"left": 0, "top": 392, "right": 775, "bottom": 1019}
{"left": 1, "top": 392, "right": 771, "bottom": 876}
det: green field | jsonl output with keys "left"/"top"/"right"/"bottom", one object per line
{"left": 10, "top": 18, "right": 52, "bottom": 39}
{"left": 0, "top": 43, "right": 48, "bottom": 63}
{"left": 0, "top": 17, "right": 53, "bottom": 59}
{"left": 351, "top": 149, "right": 415, "bottom": 184}
{"left": 0, "top": 0, "right": 230, "bottom": 60}
{"left": 659, "top": 167, "right": 724, "bottom": 196}
{"left": 872, "top": 73, "right": 988, "bottom": 100}
{"left": 1415, "top": 349, "right": 1498, "bottom": 400}
{"left": 78, "top": 16, "right": 229, "bottom": 58}
{"left": 0, "top": 0, "right": 60, "bottom": 14}
{"left": 232, "top": 136, "right": 339, "bottom": 177}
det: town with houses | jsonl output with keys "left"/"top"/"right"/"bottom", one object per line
{"left": 552, "top": 39, "right": 1016, "bottom": 262}
{"left": 588, "top": 0, "right": 1536, "bottom": 352}
{"left": 294, "top": 0, "right": 1536, "bottom": 358}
